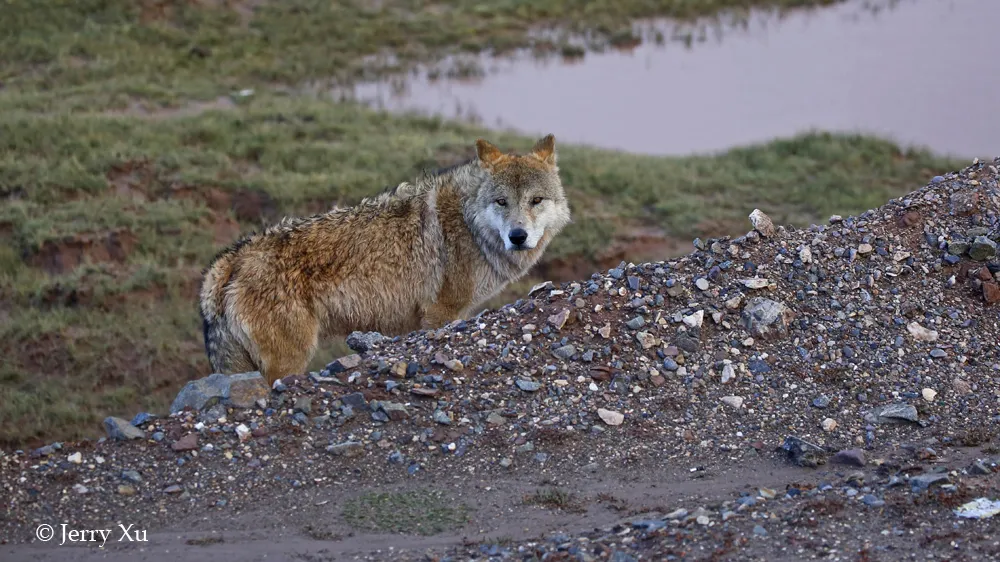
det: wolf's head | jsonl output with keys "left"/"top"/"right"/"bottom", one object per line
{"left": 471, "top": 134, "right": 572, "bottom": 252}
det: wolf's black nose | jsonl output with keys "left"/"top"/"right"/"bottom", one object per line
{"left": 509, "top": 228, "right": 528, "bottom": 246}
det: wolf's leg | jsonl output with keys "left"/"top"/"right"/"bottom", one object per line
{"left": 420, "top": 302, "right": 464, "bottom": 330}
{"left": 255, "top": 308, "right": 321, "bottom": 385}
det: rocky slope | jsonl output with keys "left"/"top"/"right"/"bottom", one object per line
{"left": 2, "top": 157, "right": 999, "bottom": 561}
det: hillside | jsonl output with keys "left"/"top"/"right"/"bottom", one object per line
{"left": 2, "top": 159, "right": 998, "bottom": 560}
{"left": 0, "top": 0, "right": 966, "bottom": 448}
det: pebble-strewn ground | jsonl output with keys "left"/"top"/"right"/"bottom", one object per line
{"left": 2, "top": 158, "right": 999, "bottom": 562}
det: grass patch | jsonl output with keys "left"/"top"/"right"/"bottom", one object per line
{"left": 342, "top": 489, "right": 470, "bottom": 535}
{"left": 524, "top": 487, "right": 587, "bottom": 513}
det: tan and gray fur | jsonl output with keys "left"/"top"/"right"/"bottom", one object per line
{"left": 199, "top": 134, "right": 571, "bottom": 384}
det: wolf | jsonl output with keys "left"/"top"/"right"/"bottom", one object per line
{"left": 199, "top": 134, "right": 571, "bottom": 384}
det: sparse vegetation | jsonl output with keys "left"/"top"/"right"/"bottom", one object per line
{"left": 342, "top": 489, "right": 470, "bottom": 535}
{"left": 0, "top": 0, "right": 967, "bottom": 447}
{"left": 524, "top": 487, "right": 587, "bottom": 513}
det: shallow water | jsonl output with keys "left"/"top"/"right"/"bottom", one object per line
{"left": 349, "top": 0, "right": 1000, "bottom": 158}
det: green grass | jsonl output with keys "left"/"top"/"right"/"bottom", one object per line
{"left": 0, "top": 0, "right": 968, "bottom": 448}
{"left": 342, "top": 489, "right": 471, "bottom": 535}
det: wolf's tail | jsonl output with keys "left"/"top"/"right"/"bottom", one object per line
{"left": 199, "top": 254, "right": 236, "bottom": 374}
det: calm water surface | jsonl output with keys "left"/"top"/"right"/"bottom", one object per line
{"left": 349, "top": 0, "right": 1000, "bottom": 158}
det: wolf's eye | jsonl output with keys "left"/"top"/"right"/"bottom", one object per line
{"left": 531, "top": 197, "right": 544, "bottom": 205}
{"left": 495, "top": 198, "right": 507, "bottom": 207}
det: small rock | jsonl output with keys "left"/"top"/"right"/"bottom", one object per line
{"left": 720, "top": 363, "right": 736, "bottom": 384}
{"left": 831, "top": 449, "right": 866, "bottom": 467}
{"left": 117, "top": 485, "right": 136, "bottom": 496}
{"left": 227, "top": 372, "right": 269, "bottom": 409}
{"left": 432, "top": 410, "right": 451, "bottom": 425}
{"left": 163, "top": 484, "right": 183, "bottom": 494}
{"left": 170, "top": 373, "right": 230, "bottom": 414}
{"left": 782, "top": 436, "right": 828, "bottom": 467}
{"left": 906, "top": 322, "right": 939, "bottom": 343}
{"left": 597, "top": 408, "right": 624, "bottom": 426}
{"left": 635, "top": 331, "right": 657, "bottom": 349}
{"left": 626, "top": 316, "right": 645, "bottom": 330}
{"left": 871, "top": 403, "right": 919, "bottom": 424}
{"left": 68, "top": 452, "right": 82, "bottom": 464}
{"left": 862, "top": 495, "right": 885, "bottom": 508}
{"left": 821, "top": 418, "right": 838, "bottom": 432}
{"left": 327, "top": 441, "right": 364, "bottom": 457}
{"left": 721, "top": 395, "right": 744, "bottom": 409}
{"left": 326, "top": 354, "right": 362, "bottom": 373}
{"left": 952, "top": 378, "right": 973, "bottom": 395}
{"left": 293, "top": 396, "right": 312, "bottom": 415}
{"left": 741, "top": 298, "right": 794, "bottom": 340}
{"left": 548, "top": 309, "right": 570, "bottom": 330}
{"left": 121, "top": 470, "right": 142, "bottom": 483}
{"left": 695, "top": 278, "right": 710, "bottom": 291}
{"left": 235, "top": 424, "right": 251, "bottom": 441}
{"left": 103, "top": 417, "right": 145, "bottom": 441}
{"left": 683, "top": 310, "right": 704, "bottom": 328}
{"left": 516, "top": 379, "right": 542, "bottom": 392}
{"left": 443, "top": 359, "right": 464, "bottom": 372}
{"left": 171, "top": 434, "right": 199, "bottom": 452}
{"left": 812, "top": 395, "right": 831, "bottom": 409}
{"left": 910, "top": 473, "right": 951, "bottom": 492}
{"left": 969, "top": 236, "right": 998, "bottom": 261}
{"left": 929, "top": 348, "right": 947, "bottom": 359}
{"left": 346, "top": 331, "right": 385, "bottom": 352}
{"left": 922, "top": 388, "right": 937, "bottom": 402}
{"left": 749, "top": 209, "right": 776, "bottom": 237}
{"left": 741, "top": 277, "right": 770, "bottom": 289}
{"left": 984, "top": 282, "right": 1000, "bottom": 305}
{"left": 553, "top": 345, "right": 576, "bottom": 360}
{"left": 342, "top": 392, "right": 369, "bottom": 409}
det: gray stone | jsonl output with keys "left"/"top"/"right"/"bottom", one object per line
{"left": 516, "top": 379, "right": 542, "bottom": 392}
{"left": 741, "top": 298, "right": 794, "bottom": 340}
{"left": 341, "top": 392, "right": 369, "bottom": 410}
{"left": 170, "top": 373, "right": 230, "bottom": 414}
{"left": 869, "top": 403, "right": 919, "bottom": 424}
{"left": 831, "top": 449, "right": 866, "bottom": 467}
{"left": 103, "top": 417, "right": 145, "bottom": 441}
{"left": 782, "top": 436, "right": 827, "bottom": 467}
{"left": 326, "top": 441, "right": 364, "bottom": 457}
{"left": 345, "top": 331, "right": 385, "bottom": 353}
{"left": 910, "top": 473, "right": 950, "bottom": 492}
{"left": 326, "top": 354, "right": 362, "bottom": 373}
{"left": 121, "top": 470, "right": 142, "bottom": 483}
{"left": 294, "top": 396, "right": 312, "bottom": 415}
{"left": 969, "top": 236, "right": 998, "bottom": 261}
{"left": 626, "top": 316, "right": 645, "bottom": 330}
{"left": 552, "top": 345, "right": 576, "bottom": 360}
{"left": 947, "top": 239, "right": 971, "bottom": 256}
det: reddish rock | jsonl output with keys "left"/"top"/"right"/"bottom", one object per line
{"left": 171, "top": 433, "right": 199, "bottom": 452}
{"left": 984, "top": 282, "right": 1000, "bottom": 305}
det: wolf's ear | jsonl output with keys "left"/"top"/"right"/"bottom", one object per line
{"left": 531, "top": 134, "right": 556, "bottom": 166}
{"left": 476, "top": 139, "right": 504, "bottom": 168}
